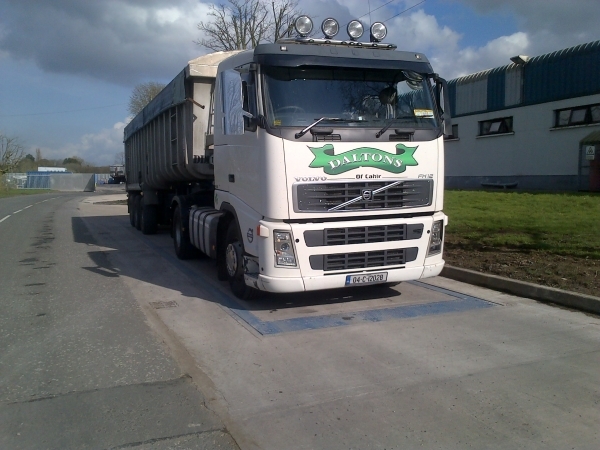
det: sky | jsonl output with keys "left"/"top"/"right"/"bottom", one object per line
{"left": 1, "top": 0, "right": 600, "bottom": 167}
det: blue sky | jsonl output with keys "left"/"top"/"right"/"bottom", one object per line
{"left": 1, "top": 0, "right": 599, "bottom": 166}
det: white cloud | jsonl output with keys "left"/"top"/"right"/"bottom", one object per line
{"left": 29, "top": 118, "right": 128, "bottom": 167}
{"left": 386, "top": 9, "right": 462, "bottom": 54}
{"left": 433, "top": 31, "right": 530, "bottom": 79}
{"left": 0, "top": 0, "right": 212, "bottom": 85}
{"left": 454, "top": 0, "right": 600, "bottom": 55}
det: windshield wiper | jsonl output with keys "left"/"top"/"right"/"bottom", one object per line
{"left": 375, "top": 118, "right": 414, "bottom": 138}
{"left": 294, "top": 117, "right": 364, "bottom": 139}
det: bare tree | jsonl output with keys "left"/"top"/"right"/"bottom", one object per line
{"left": 196, "top": 0, "right": 302, "bottom": 51}
{"left": 0, "top": 133, "right": 25, "bottom": 175}
{"left": 270, "top": 0, "right": 300, "bottom": 42}
{"left": 114, "top": 152, "right": 125, "bottom": 165}
{"left": 196, "top": 0, "right": 268, "bottom": 51}
{"left": 128, "top": 81, "right": 166, "bottom": 116}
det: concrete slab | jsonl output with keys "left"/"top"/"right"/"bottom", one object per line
{"left": 78, "top": 199, "right": 600, "bottom": 450}
{"left": 0, "top": 377, "right": 227, "bottom": 449}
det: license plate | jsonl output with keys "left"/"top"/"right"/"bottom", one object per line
{"left": 345, "top": 272, "right": 388, "bottom": 286}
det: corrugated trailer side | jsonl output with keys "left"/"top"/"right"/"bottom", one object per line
{"left": 123, "top": 51, "right": 240, "bottom": 191}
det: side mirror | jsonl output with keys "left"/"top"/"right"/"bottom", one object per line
{"left": 221, "top": 70, "right": 253, "bottom": 135}
{"left": 434, "top": 75, "right": 452, "bottom": 138}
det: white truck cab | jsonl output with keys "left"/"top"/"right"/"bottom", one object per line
{"left": 125, "top": 16, "right": 451, "bottom": 299}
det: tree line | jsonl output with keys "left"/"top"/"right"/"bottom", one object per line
{"left": 1, "top": 133, "right": 109, "bottom": 176}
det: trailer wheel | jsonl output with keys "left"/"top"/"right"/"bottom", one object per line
{"left": 141, "top": 200, "right": 158, "bottom": 235}
{"left": 225, "top": 222, "right": 258, "bottom": 300}
{"left": 134, "top": 195, "right": 142, "bottom": 230}
{"left": 173, "top": 206, "right": 195, "bottom": 260}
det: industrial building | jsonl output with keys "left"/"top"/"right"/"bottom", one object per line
{"left": 444, "top": 40, "right": 600, "bottom": 191}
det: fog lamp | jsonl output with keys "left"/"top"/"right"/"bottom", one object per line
{"left": 295, "top": 15, "right": 313, "bottom": 37}
{"left": 321, "top": 18, "right": 339, "bottom": 39}
{"left": 370, "top": 22, "right": 387, "bottom": 42}
{"left": 347, "top": 20, "right": 364, "bottom": 40}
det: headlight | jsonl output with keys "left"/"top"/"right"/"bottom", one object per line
{"left": 347, "top": 20, "right": 364, "bottom": 40}
{"left": 321, "top": 18, "right": 339, "bottom": 39}
{"left": 427, "top": 220, "right": 444, "bottom": 256}
{"left": 274, "top": 231, "right": 297, "bottom": 267}
{"left": 370, "top": 22, "right": 387, "bottom": 42}
{"left": 294, "top": 15, "right": 313, "bottom": 37}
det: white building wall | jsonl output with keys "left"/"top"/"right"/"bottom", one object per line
{"left": 445, "top": 93, "right": 600, "bottom": 189}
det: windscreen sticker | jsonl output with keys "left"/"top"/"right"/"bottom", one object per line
{"left": 308, "top": 144, "right": 418, "bottom": 175}
{"left": 414, "top": 109, "right": 434, "bottom": 117}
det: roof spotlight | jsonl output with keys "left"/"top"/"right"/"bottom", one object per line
{"left": 294, "top": 15, "right": 313, "bottom": 37}
{"left": 370, "top": 22, "right": 387, "bottom": 42}
{"left": 321, "top": 18, "right": 339, "bottom": 39}
{"left": 347, "top": 20, "right": 364, "bottom": 40}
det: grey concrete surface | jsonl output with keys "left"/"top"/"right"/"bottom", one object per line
{"left": 1, "top": 377, "right": 231, "bottom": 449}
{"left": 442, "top": 265, "right": 600, "bottom": 315}
{"left": 77, "top": 195, "right": 600, "bottom": 450}
{"left": 0, "top": 192, "right": 239, "bottom": 449}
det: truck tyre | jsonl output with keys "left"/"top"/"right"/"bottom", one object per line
{"left": 173, "top": 205, "right": 195, "bottom": 260}
{"left": 134, "top": 195, "right": 142, "bottom": 230}
{"left": 225, "top": 222, "right": 258, "bottom": 300}
{"left": 141, "top": 200, "right": 158, "bottom": 235}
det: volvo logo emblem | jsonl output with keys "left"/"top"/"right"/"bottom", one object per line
{"left": 362, "top": 189, "right": 373, "bottom": 201}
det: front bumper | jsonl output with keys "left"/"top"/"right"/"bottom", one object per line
{"left": 249, "top": 213, "right": 447, "bottom": 293}
{"left": 254, "top": 260, "right": 445, "bottom": 293}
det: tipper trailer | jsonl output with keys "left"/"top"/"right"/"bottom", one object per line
{"left": 124, "top": 15, "right": 452, "bottom": 299}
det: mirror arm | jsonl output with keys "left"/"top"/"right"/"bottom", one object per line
{"left": 434, "top": 74, "right": 452, "bottom": 138}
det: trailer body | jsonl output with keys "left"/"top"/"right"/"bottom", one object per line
{"left": 124, "top": 23, "right": 451, "bottom": 299}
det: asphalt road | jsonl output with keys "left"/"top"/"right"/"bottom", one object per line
{"left": 0, "top": 191, "right": 239, "bottom": 449}
{"left": 2, "top": 189, "right": 600, "bottom": 450}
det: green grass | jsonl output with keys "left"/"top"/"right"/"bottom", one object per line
{"left": 444, "top": 190, "right": 600, "bottom": 259}
{"left": 0, "top": 188, "right": 51, "bottom": 199}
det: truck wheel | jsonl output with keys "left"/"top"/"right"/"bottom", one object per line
{"left": 173, "top": 206, "right": 195, "bottom": 260}
{"left": 225, "top": 222, "right": 258, "bottom": 300}
{"left": 141, "top": 200, "right": 158, "bottom": 235}
{"left": 134, "top": 195, "right": 142, "bottom": 230}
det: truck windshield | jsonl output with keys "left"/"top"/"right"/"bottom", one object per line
{"left": 262, "top": 66, "right": 439, "bottom": 130}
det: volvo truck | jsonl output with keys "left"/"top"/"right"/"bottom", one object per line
{"left": 124, "top": 15, "right": 452, "bottom": 299}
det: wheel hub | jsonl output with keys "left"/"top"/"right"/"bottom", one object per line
{"left": 226, "top": 243, "right": 239, "bottom": 277}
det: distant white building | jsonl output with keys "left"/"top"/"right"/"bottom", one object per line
{"left": 444, "top": 41, "right": 600, "bottom": 192}
{"left": 37, "top": 167, "right": 68, "bottom": 172}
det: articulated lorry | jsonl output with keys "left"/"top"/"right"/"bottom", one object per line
{"left": 124, "top": 15, "right": 451, "bottom": 299}
{"left": 109, "top": 165, "right": 126, "bottom": 183}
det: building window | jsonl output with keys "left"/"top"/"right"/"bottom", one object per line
{"left": 478, "top": 117, "right": 513, "bottom": 136}
{"left": 554, "top": 103, "right": 600, "bottom": 128}
{"left": 444, "top": 124, "right": 459, "bottom": 140}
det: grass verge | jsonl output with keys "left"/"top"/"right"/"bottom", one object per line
{"left": 0, "top": 188, "right": 52, "bottom": 199}
{"left": 444, "top": 190, "right": 600, "bottom": 260}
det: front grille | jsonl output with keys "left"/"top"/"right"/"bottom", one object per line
{"left": 294, "top": 179, "right": 432, "bottom": 212}
{"left": 304, "top": 223, "right": 424, "bottom": 247}
{"left": 309, "top": 248, "right": 418, "bottom": 271}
